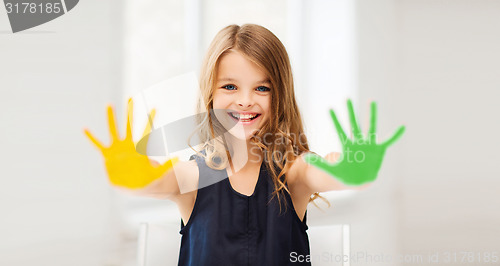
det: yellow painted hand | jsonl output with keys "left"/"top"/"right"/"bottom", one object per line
{"left": 83, "top": 99, "right": 178, "bottom": 189}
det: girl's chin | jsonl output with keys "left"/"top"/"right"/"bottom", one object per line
{"left": 226, "top": 127, "right": 258, "bottom": 141}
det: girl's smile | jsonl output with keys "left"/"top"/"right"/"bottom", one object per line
{"left": 227, "top": 111, "right": 262, "bottom": 124}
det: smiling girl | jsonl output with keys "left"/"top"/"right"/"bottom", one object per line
{"left": 84, "top": 23, "right": 404, "bottom": 266}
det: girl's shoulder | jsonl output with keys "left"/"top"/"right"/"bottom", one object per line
{"left": 171, "top": 158, "right": 199, "bottom": 194}
{"left": 283, "top": 153, "right": 306, "bottom": 184}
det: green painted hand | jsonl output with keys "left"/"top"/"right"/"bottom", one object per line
{"left": 304, "top": 99, "right": 405, "bottom": 185}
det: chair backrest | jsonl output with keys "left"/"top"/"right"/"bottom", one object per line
{"left": 137, "top": 222, "right": 181, "bottom": 266}
{"left": 308, "top": 224, "right": 350, "bottom": 266}
{"left": 137, "top": 222, "right": 349, "bottom": 266}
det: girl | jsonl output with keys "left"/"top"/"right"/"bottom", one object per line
{"left": 84, "top": 24, "right": 404, "bottom": 265}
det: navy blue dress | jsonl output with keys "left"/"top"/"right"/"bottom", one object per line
{"left": 178, "top": 153, "right": 311, "bottom": 265}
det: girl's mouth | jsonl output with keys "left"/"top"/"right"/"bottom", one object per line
{"left": 228, "top": 112, "right": 261, "bottom": 123}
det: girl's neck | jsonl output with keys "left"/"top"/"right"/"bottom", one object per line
{"left": 225, "top": 134, "right": 262, "bottom": 176}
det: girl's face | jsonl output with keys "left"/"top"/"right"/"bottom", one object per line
{"left": 213, "top": 50, "right": 271, "bottom": 141}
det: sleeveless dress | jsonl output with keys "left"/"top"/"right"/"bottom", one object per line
{"left": 177, "top": 153, "right": 311, "bottom": 266}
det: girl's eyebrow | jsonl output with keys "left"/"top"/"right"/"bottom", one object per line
{"left": 217, "top": 77, "right": 271, "bottom": 84}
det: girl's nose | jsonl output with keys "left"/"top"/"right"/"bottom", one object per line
{"left": 237, "top": 91, "right": 253, "bottom": 108}
{"left": 238, "top": 102, "right": 252, "bottom": 108}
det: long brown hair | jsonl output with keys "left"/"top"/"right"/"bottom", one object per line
{"left": 193, "top": 24, "right": 328, "bottom": 211}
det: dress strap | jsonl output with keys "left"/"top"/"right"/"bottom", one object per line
{"left": 189, "top": 152, "right": 227, "bottom": 189}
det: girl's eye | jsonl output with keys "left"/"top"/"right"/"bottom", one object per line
{"left": 256, "top": 86, "right": 270, "bottom": 92}
{"left": 222, "top": 84, "right": 236, "bottom": 91}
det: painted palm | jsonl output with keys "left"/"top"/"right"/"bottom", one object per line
{"left": 304, "top": 99, "right": 405, "bottom": 185}
{"left": 84, "top": 99, "right": 178, "bottom": 189}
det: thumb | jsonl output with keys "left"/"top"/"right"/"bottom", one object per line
{"left": 325, "top": 152, "right": 342, "bottom": 163}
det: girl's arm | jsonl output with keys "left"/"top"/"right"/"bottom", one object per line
{"left": 132, "top": 159, "right": 198, "bottom": 201}
{"left": 288, "top": 99, "right": 404, "bottom": 195}
{"left": 288, "top": 152, "right": 370, "bottom": 196}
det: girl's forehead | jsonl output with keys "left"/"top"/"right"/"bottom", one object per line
{"left": 216, "top": 51, "right": 269, "bottom": 83}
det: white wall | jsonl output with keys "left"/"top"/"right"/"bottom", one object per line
{"left": 0, "top": 1, "right": 128, "bottom": 265}
{"left": 394, "top": 0, "right": 500, "bottom": 255}
{"left": 355, "top": 0, "right": 500, "bottom": 265}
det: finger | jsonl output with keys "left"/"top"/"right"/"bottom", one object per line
{"left": 83, "top": 128, "right": 105, "bottom": 152}
{"left": 325, "top": 152, "right": 341, "bottom": 163}
{"left": 368, "top": 101, "right": 377, "bottom": 143}
{"left": 107, "top": 105, "right": 120, "bottom": 140}
{"left": 329, "top": 109, "right": 349, "bottom": 145}
{"left": 141, "top": 108, "right": 156, "bottom": 139}
{"left": 347, "top": 99, "right": 363, "bottom": 140}
{"left": 381, "top": 125, "right": 406, "bottom": 147}
{"left": 125, "top": 98, "right": 133, "bottom": 140}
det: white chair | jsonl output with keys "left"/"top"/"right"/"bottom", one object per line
{"left": 137, "top": 223, "right": 349, "bottom": 266}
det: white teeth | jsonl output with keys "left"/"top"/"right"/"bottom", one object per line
{"left": 240, "top": 114, "right": 256, "bottom": 119}
{"left": 230, "top": 113, "right": 258, "bottom": 120}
